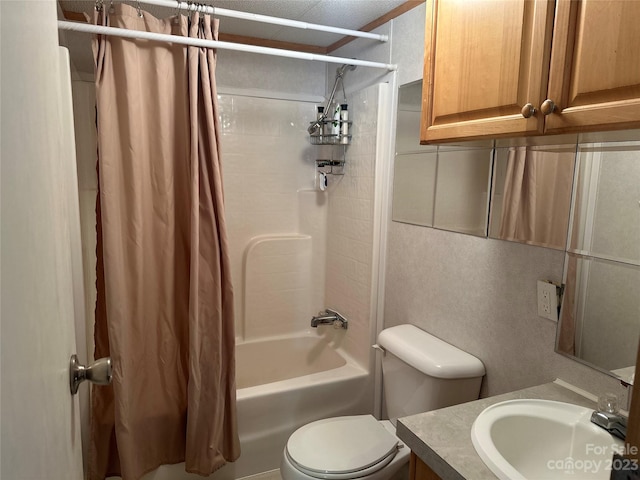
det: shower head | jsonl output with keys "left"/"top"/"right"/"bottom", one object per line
{"left": 337, "top": 64, "right": 357, "bottom": 77}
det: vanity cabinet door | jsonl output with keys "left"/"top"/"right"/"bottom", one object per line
{"left": 420, "top": 0, "right": 555, "bottom": 143}
{"left": 543, "top": 0, "right": 640, "bottom": 134}
{"left": 409, "top": 452, "right": 442, "bottom": 480}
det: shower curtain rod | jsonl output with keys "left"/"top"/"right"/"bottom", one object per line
{"left": 57, "top": 20, "right": 397, "bottom": 71}
{"left": 136, "top": 0, "right": 388, "bottom": 42}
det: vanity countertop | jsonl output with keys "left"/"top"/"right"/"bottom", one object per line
{"left": 396, "top": 381, "right": 600, "bottom": 480}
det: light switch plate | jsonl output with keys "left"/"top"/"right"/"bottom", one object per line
{"left": 537, "top": 280, "right": 558, "bottom": 321}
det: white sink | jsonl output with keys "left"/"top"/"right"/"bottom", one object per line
{"left": 471, "top": 399, "right": 624, "bottom": 479}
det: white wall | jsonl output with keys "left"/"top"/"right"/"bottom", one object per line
{"left": 390, "top": 3, "right": 427, "bottom": 86}
{"left": 217, "top": 51, "right": 325, "bottom": 97}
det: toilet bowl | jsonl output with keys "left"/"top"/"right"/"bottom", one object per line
{"left": 281, "top": 325, "right": 485, "bottom": 480}
{"left": 280, "top": 415, "right": 409, "bottom": 480}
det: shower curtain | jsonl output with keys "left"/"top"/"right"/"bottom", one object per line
{"left": 498, "top": 147, "right": 574, "bottom": 248}
{"left": 89, "top": 5, "right": 239, "bottom": 480}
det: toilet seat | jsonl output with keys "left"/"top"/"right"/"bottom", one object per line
{"left": 285, "top": 415, "right": 399, "bottom": 479}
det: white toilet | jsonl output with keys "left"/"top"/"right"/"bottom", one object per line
{"left": 280, "top": 324, "right": 485, "bottom": 480}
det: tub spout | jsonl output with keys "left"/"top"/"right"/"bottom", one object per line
{"left": 311, "top": 309, "right": 348, "bottom": 329}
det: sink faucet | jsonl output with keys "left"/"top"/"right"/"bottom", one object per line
{"left": 590, "top": 394, "right": 627, "bottom": 440}
{"left": 310, "top": 309, "right": 348, "bottom": 329}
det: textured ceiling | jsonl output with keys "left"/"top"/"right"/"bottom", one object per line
{"left": 59, "top": 0, "right": 408, "bottom": 46}
{"left": 59, "top": 0, "right": 408, "bottom": 74}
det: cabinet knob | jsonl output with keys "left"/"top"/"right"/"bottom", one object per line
{"left": 521, "top": 103, "right": 537, "bottom": 118}
{"left": 540, "top": 99, "right": 556, "bottom": 115}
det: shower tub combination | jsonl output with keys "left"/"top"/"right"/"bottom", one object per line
{"left": 129, "top": 333, "right": 370, "bottom": 480}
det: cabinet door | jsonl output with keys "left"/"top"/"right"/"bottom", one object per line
{"left": 420, "top": 0, "right": 555, "bottom": 143}
{"left": 409, "top": 452, "right": 442, "bottom": 480}
{"left": 544, "top": 0, "right": 640, "bottom": 134}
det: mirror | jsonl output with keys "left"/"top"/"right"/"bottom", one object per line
{"left": 489, "top": 145, "right": 576, "bottom": 250}
{"left": 391, "top": 77, "right": 640, "bottom": 383}
{"left": 392, "top": 152, "right": 436, "bottom": 226}
{"left": 392, "top": 81, "right": 492, "bottom": 237}
{"left": 556, "top": 140, "right": 640, "bottom": 384}
{"left": 432, "top": 148, "right": 492, "bottom": 236}
{"left": 568, "top": 142, "right": 640, "bottom": 265}
{"left": 392, "top": 80, "right": 436, "bottom": 227}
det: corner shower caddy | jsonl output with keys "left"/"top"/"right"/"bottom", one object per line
{"left": 308, "top": 64, "right": 357, "bottom": 177}
{"left": 310, "top": 117, "right": 352, "bottom": 176}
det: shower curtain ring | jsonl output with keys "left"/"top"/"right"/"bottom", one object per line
{"left": 136, "top": 0, "right": 143, "bottom": 17}
{"left": 173, "top": 0, "right": 182, "bottom": 24}
{"left": 95, "top": 0, "right": 104, "bottom": 12}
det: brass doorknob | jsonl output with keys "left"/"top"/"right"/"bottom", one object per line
{"left": 541, "top": 99, "right": 556, "bottom": 115}
{"left": 521, "top": 103, "right": 536, "bottom": 118}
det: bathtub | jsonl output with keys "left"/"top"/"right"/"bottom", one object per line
{"left": 126, "top": 332, "right": 370, "bottom": 480}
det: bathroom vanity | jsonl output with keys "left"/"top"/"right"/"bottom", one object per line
{"left": 397, "top": 381, "right": 607, "bottom": 480}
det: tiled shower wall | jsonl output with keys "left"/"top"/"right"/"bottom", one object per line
{"left": 324, "top": 84, "right": 380, "bottom": 367}
{"left": 220, "top": 89, "right": 381, "bottom": 367}
{"left": 218, "top": 94, "right": 324, "bottom": 339}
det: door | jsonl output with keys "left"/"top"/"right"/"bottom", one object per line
{"left": 1, "top": 1, "right": 85, "bottom": 479}
{"left": 420, "top": 0, "right": 555, "bottom": 143}
{"left": 544, "top": 0, "right": 640, "bottom": 134}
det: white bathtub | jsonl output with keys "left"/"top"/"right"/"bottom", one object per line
{"left": 124, "top": 333, "right": 370, "bottom": 480}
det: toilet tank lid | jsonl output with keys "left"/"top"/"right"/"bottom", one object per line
{"left": 377, "top": 325, "right": 485, "bottom": 379}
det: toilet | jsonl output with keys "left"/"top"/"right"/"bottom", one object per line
{"left": 280, "top": 324, "right": 485, "bottom": 480}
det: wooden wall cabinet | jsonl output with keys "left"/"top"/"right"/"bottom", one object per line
{"left": 420, "top": 0, "right": 640, "bottom": 144}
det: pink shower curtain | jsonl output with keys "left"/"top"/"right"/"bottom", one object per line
{"left": 89, "top": 5, "right": 240, "bottom": 479}
{"left": 498, "top": 147, "right": 575, "bottom": 249}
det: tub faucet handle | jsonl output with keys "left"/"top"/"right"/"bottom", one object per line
{"left": 310, "top": 309, "right": 348, "bottom": 329}
{"left": 327, "top": 308, "right": 348, "bottom": 329}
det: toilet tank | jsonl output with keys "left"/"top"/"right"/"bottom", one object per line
{"left": 377, "top": 324, "right": 485, "bottom": 421}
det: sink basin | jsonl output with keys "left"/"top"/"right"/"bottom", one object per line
{"left": 471, "top": 399, "right": 624, "bottom": 479}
